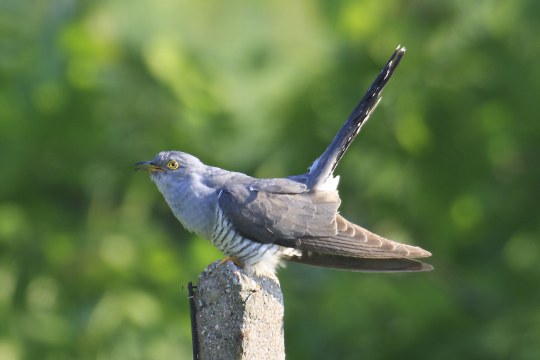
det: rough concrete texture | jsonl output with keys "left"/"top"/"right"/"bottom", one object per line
{"left": 194, "top": 260, "right": 285, "bottom": 360}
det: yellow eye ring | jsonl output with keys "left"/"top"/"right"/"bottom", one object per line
{"left": 166, "top": 160, "right": 179, "bottom": 170}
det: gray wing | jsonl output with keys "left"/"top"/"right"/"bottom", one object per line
{"left": 218, "top": 180, "right": 339, "bottom": 245}
{"left": 218, "top": 180, "right": 431, "bottom": 261}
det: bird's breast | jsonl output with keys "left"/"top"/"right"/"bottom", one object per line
{"left": 211, "top": 207, "right": 292, "bottom": 274}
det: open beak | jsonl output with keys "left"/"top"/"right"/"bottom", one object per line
{"left": 134, "top": 161, "right": 163, "bottom": 173}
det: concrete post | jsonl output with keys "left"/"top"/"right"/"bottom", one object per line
{"left": 191, "top": 261, "right": 285, "bottom": 360}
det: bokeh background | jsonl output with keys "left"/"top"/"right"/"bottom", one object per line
{"left": 2, "top": 0, "right": 540, "bottom": 359}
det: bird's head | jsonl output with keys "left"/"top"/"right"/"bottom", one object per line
{"left": 135, "top": 151, "right": 217, "bottom": 237}
{"left": 135, "top": 151, "right": 204, "bottom": 185}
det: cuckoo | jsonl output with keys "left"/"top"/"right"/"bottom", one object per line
{"left": 136, "top": 46, "right": 432, "bottom": 274}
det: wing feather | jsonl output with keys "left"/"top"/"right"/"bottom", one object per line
{"left": 218, "top": 180, "right": 431, "bottom": 260}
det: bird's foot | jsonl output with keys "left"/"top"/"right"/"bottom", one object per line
{"left": 219, "top": 256, "right": 243, "bottom": 268}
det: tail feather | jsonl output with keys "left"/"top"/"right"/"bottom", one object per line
{"left": 308, "top": 46, "right": 406, "bottom": 190}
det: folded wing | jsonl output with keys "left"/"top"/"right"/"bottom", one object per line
{"left": 218, "top": 181, "right": 431, "bottom": 272}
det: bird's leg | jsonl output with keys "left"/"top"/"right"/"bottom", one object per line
{"left": 219, "top": 256, "right": 243, "bottom": 268}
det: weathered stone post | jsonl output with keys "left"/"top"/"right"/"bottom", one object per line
{"left": 190, "top": 261, "right": 285, "bottom": 359}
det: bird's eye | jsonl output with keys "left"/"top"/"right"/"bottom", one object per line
{"left": 166, "top": 160, "right": 179, "bottom": 170}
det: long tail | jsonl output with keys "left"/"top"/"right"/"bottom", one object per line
{"left": 307, "top": 46, "right": 406, "bottom": 190}
{"left": 287, "top": 251, "right": 433, "bottom": 273}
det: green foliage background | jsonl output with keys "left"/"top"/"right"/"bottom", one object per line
{"left": 1, "top": 0, "right": 539, "bottom": 359}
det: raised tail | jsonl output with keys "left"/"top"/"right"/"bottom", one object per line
{"left": 307, "top": 46, "right": 406, "bottom": 190}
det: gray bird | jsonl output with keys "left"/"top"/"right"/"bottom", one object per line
{"left": 136, "top": 46, "right": 432, "bottom": 274}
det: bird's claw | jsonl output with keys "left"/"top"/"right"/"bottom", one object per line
{"left": 219, "top": 256, "right": 243, "bottom": 268}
